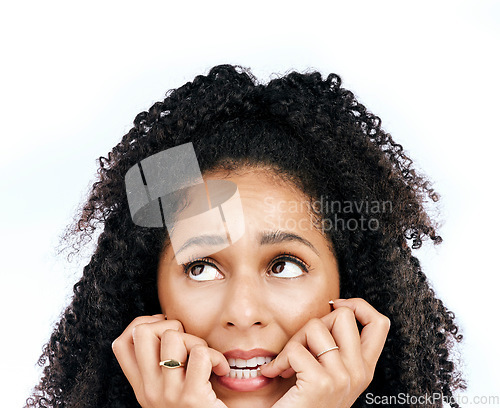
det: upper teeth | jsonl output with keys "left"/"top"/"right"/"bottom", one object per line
{"left": 228, "top": 356, "right": 273, "bottom": 368}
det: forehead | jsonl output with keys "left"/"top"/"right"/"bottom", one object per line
{"left": 204, "top": 168, "right": 318, "bottom": 224}
{"left": 164, "top": 168, "right": 328, "bottom": 263}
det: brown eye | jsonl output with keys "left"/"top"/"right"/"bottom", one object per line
{"left": 185, "top": 261, "right": 224, "bottom": 281}
{"left": 268, "top": 258, "right": 307, "bottom": 278}
{"left": 191, "top": 265, "right": 205, "bottom": 276}
{"left": 271, "top": 262, "right": 286, "bottom": 274}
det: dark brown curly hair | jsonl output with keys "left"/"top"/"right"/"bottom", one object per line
{"left": 26, "top": 64, "right": 465, "bottom": 407}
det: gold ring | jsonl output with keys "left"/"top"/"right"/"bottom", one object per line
{"left": 159, "top": 359, "right": 185, "bottom": 368}
{"left": 316, "top": 346, "right": 339, "bottom": 358}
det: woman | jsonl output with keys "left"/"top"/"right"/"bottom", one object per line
{"left": 26, "top": 64, "right": 465, "bottom": 407}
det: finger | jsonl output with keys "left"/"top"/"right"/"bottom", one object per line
{"left": 132, "top": 319, "right": 186, "bottom": 391}
{"left": 329, "top": 298, "right": 390, "bottom": 369}
{"left": 183, "top": 344, "right": 230, "bottom": 392}
{"left": 320, "top": 306, "right": 363, "bottom": 370}
{"left": 260, "top": 341, "right": 321, "bottom": 380}
{"left": 112, "top": 315, "right": 167, "bottom": 390}
{"left": 160, "top": 330, "right": 209, "bottom": 395}
{"left": 286, "top": 318, "right": 344, "bottom": 372}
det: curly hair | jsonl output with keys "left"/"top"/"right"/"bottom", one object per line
{"left": 26, "top": 64, "right": 465, "bottom": 407}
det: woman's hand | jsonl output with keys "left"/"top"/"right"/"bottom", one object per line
{"left": 259, "top": 298, "right": 390, "bottom": 408}
{"left": 112, "top": 314, "right": 230, "bottom": 408}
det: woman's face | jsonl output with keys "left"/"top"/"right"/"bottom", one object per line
{"left": 157, "top": 169, "right": 340, "bottom": 408}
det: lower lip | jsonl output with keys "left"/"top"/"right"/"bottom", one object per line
{"left": 216, "top": 373, "right": 273, "bottom": 392}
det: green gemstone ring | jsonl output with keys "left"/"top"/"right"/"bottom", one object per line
{"left": 159, "top": 359, "right": 185, "bottom": 369}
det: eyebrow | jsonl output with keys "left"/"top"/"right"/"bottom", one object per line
{"left": 174, "top": 234, "right": 227, "bottom": 259}
{"left": 259, "top": 230, "right": 320, "bottom": 256}
{"left": 173, "top": 229, "right": 319, "bottom": 259}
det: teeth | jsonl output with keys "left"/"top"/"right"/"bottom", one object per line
{"left": 247, "top": 357, "right": 257, "bottom": 367}
{"left": 224, "top": 356, "right": 274, "bottom": 378}
{"left": 225, "top": 368, "right": 261, "bottom": 378}
{"left": 228, "top": 356, "right": 273, "bottom": 369}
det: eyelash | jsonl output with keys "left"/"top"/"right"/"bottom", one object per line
{"left": 181, "top": 252, "right": 310, "bottom": 276}
{"left": 269, "top": 252, "right": 310, "bottom": 274}
{"left": 182, "top": 257, "right": 218, "bottom": 276}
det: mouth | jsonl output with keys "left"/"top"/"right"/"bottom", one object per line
{"left": 216, "top": 349, "right": 276, "bottom": 391}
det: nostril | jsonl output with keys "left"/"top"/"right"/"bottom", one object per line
{"left": 226, "top": 321, "right": 262, "bottom": 327}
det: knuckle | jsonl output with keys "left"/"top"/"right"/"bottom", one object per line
{"left": 335, "top": 371, "right": 350, "bottom": 391}
{"left": 161, "top": 328, "right": 181, "bottom": 342}
{"left": 168, "top": 319, "right": 184, "bottom": 331}
{"left": 131, "top": 329, "right": 140, "bottom": 343}
{"left": 190, "top": 344, "right": 209, "bottom": 359}
{"left": 334, "top": 306, "right": 355, "bottom": 320}
{"left": 132, "top": 322, "right": 149, "bottom": 338}
{"left": 306, "top": 318, "right": 326, "bottom": 331}
{"left": 316, "top": 374, "right": 334, "bottom": 393}
{"left": 130, "top": 316, "right": 144, "bottom": 326}
{"left": 197, "top": 337, "right": 208, "bottom": 347}
{"left": 380, "top": 315, "right": 391, "bottom": 331}
{"left": 111, "top": 337, "right": 121, "bottom": 353}
{"left": 131, "top": 315, "right": 152, "bottom": 326}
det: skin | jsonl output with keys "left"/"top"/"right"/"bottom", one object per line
{"left": 112, "top": 168, "right": 391, "bottom": 408}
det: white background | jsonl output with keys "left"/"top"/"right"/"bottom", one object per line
{"left": 1, "top": 1, "right": 499, "bottom": 406}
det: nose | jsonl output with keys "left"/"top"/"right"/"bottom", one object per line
{"left": 219, "top": 271, "right": 271, "bottom": 330}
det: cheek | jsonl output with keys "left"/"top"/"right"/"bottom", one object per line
{"left": 268, "top": 284, "right": 333, "bottom": 337}
{"left": 161, "top": 288, "right": 221, "bottom": 338}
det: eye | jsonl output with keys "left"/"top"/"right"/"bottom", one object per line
{"left": 267, "top": 255, "right": 309, "bottom": 278}
{"left": 183, "top": 258, "right": 224, "bottom": 281}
